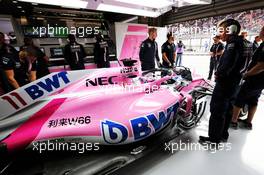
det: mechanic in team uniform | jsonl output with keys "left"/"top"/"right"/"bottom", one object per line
{"left": 238, "top": 31, "right": 254, "bottom": 78}
{"left": 231, "top": 26, "right": 264, "bottom": 130}
{"left": 94, "top": 34, "right": 110, "bottom": 68}
{"left": 139, "top": 28, "right": 161, "bottom": 71}
{"left": 199, "top": 19, "right": 246, "bottom": 144}
{"left": 0, "top": 32, "right": 14, "bottom": 93}
{"left": 0, "top": 32, "right": 28, "bottom": 92}
{"left": 64, "top": 34, "right": 86, "bottom": 70}
{"left": 21, "top": 37, "right": 50, "bottom": 79}
{"left": 161, "top": 33, "right": 176, "bottom": 68}
{"left": 207, "top": 35, "right": 224, "bottom": 80}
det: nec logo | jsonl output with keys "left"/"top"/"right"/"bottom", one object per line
{"left": 24, "top": 72, "right": 70, "bottom": 100}
{"left": 101, "top": 102, "right": 179, "bottom": 144}
{"left": 86, "top": 76, "right": 118, "bottom": 87}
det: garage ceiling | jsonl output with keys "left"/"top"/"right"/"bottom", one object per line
{"left": 14, "top": 0, "right": 212, "bottom": 17}
{"left": 162, "top": 0, "right": 264, "bottom": 25}
{"left": 1, "top": 0, "right": 263, "bottom": 26}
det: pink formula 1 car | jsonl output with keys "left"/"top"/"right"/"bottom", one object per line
{"left": 0, "top": 60, "right": 213, "bottom": 155}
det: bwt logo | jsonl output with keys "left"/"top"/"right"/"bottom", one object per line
{"left": 101, "top": 120, "right": 128, "bottom": 144}
{"left": 86, "top": 76, "right": 118, "bottom": 87}
{"left": 101, "top": 102, "right": 179, "bottom": 144}
{"left": 1, "top": 72, "right": 70, "bottom": 110}
{"left": 25, "top": 72, "right": 70, "bottom": 100}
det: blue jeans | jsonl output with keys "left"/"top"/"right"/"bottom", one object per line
{"left": 176, "top": 54, "right": 182, "bottom": 66}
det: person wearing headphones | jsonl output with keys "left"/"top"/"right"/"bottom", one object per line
{"left": 199, "top": 19, "right": 246, "bottom": 144}
{"left": 139, "top": 28, "right": 161, "bottom": 71}
{"left": 161, "top": 33, "right": 176, "bottom": 68}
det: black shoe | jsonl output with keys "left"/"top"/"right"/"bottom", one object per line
{"left": 199, "top": 136, "right": 220, "bottom": 144}
{"left": 230, "top": 122, "right": 238, "bottom": 130}
{"left": 242, "top": 122, "right": 253, "bottom": 130}
{"left": 221, "top": 138, "right": 228, "bottom": 143}
{"left": 221, "top": 133, "right": 229, "bottom": 143}
{"left": 199, "top": 136, "right": 210, "bottom": 143}
{"left": 238, "top": 119, "right": 253, "bottom": 130}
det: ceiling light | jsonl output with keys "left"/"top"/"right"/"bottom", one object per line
{"left": 18, "top": 0, "right": 88, "bottom": 9}
{"left": 17, "top": 6, "right": 22, "bottom": 8}
{"left": 13, "top": 1, "right": 18, "bottom": 3}
{"left": 37, "top": 17, "right": 45, "bottom": 20}
{"left": 115, "top": 0, "right": 174, "bottom": 9}
{"left": 181, "top": 0, "right": 210, "bottom": 5}
{"left": 97, "top": 4, "right": 161, "bottom": 17}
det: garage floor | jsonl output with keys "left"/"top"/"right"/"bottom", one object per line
{"left": 112, "top": 55, "right": 264, "bottom": 175}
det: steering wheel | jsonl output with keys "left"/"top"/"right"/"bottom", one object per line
{"left": 173, "top": 66, "right": 190, "bottom": 72}
{"left": 173, "top": 66, "right": 193, "bottom": 81}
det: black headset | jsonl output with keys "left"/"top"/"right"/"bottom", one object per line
{"left": 219, "top": 19, "right": 241, "bottom": 35}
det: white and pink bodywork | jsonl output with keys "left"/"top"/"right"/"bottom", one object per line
{"left": 0, "top": 64, "right": 210, "bottom": 153}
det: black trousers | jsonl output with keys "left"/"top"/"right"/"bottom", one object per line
{"left": 208, "top": 57, "right": 217, "bottom": 79}
{"left": 209, "top": 79, "right": 240, "bottom": 141}
{"left": 69, "top": 63, "right": 85, "bottom": 70}
{"left": 235, "top": 80, "right": 264, "bottom": 108}
{"left": 97, "top": 61, "right": 110, "bottom": 68}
